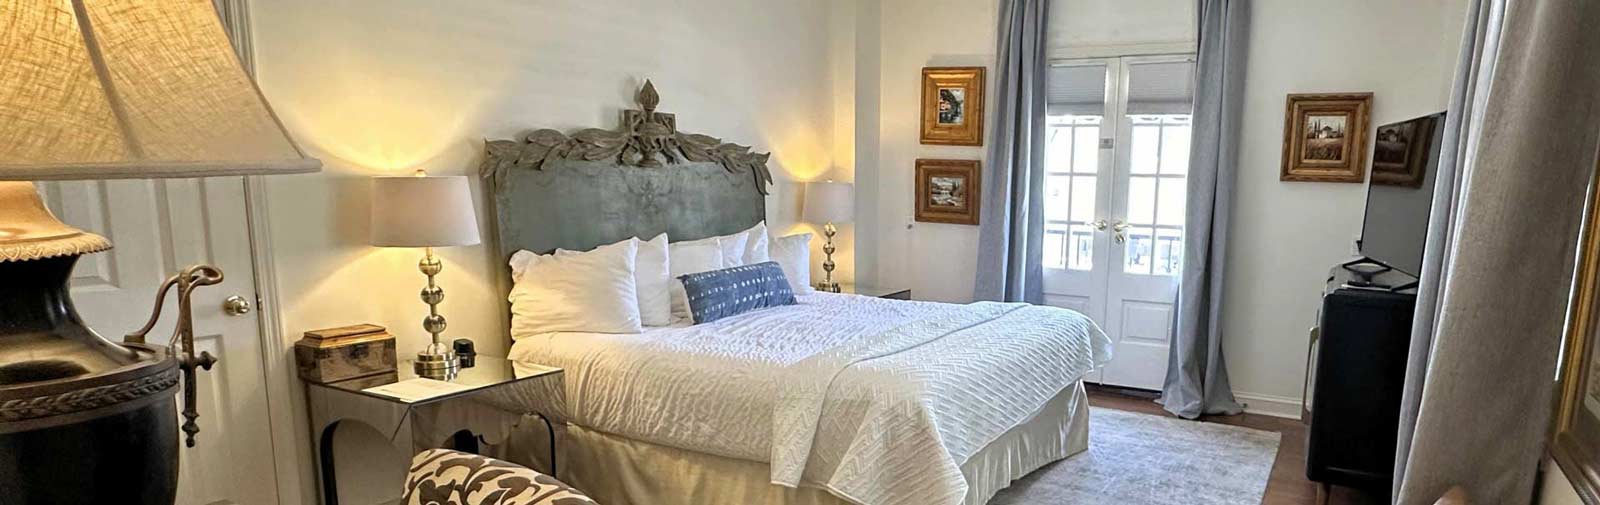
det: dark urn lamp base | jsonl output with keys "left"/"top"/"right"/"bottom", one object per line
{"left": 0, "top": 255, "right": 183, "bottom": 505}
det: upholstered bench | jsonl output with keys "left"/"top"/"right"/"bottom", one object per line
{"left": 403, "top": 449, "right": 598, "bottom": 505}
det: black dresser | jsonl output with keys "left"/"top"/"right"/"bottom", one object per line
{"left": 1304, "top": 264, "right": 1417, "bottom": 499}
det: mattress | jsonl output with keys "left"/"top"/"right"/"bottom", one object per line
{"left": 508, "top": 292, "right": 1111, "bottom": 505}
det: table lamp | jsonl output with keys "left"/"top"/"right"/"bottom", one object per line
{"left": 0, "top": 1, "right": 320, "bottom": 504}
{"left": 802, "top": 181, "right": 855, "bottom": 293}
{"left": 370, "top": 172, "right": 481, "bottom": 380}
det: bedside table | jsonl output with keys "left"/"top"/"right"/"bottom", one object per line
{"left": 838, "top": 284, "right": 911, "bottom": 300}
{"left": 305, "top": 356, "right": 563, "bottom": 505}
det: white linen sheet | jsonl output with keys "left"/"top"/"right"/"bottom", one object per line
{"left": 508, "top": 292, "right": 1112, "bottom": 505}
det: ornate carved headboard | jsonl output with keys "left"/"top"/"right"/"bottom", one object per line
{"left": 480, "top": 81, "right": 773, "bottom": 268}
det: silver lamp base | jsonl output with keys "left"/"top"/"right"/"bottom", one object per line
{"left": 818, "top": 222, "right": 840, "bottom": 293}
{"left": 413, "top": 342, "right": 459, "bottom": 380}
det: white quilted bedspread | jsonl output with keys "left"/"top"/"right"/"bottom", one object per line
{"left": 508, "top": 292, "right": 1111, "bottom": 505}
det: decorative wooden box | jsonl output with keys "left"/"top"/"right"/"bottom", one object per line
{"left": 295, "top": 324, "right": 397, "bottom": 384}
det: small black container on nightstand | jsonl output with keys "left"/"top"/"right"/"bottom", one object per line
{"left": 454, "top": 339, "right": 476, "bottom": 368}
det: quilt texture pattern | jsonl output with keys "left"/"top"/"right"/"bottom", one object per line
{"left": 510, "top": 293, "right": 1111, "bottom": 505}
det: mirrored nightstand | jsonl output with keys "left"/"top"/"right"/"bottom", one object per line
{"left": 305, "top": 356, "right": 563, "bottom": 505}
{"left": 837, "top": 284, "right": 911, "bottom": 300}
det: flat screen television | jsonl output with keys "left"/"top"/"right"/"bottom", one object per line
{"left": 1358, "top": 111, "right": 1446, "bottom": 276}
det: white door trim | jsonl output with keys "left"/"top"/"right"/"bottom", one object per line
{"left": 215, "top": 1, "right": 309, "bottom": 503}
{"left": 246, "top": 177, "right": 311, "bottom": 505}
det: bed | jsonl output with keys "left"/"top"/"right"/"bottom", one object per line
{"left": 482, "top": 82, "right": 1112, "bottom": 505}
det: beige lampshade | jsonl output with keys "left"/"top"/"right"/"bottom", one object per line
{"left": 370, "top": 176, "right": 482, "bottom": 248}
{"left": 803, "top": 181, "right": 855, "bottom": 224}
{"left": 0, "top": 0, "right": 321, "bottom": 180}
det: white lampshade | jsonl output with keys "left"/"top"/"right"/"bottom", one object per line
{"left": 370, "top": 176, "right": 482, "bottom": 248}
{"left": 803, "top": 181, "right": 855, "bottom": 224}
{"left": 0, "top": 0, "right": 320, "bottom": 180}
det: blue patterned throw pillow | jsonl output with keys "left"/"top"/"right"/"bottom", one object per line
{"left": 678, "top": 261, "right": 797, "bottom": 324}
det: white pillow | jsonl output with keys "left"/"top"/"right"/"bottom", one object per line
{"left": 557, "top": 234, "right": 671, "bottom": 327}
{"left": 741, "top": 222, "right": 771, "bottom": 265}
{"left": 667, "top": 240, "right": 726, "bottom": 319}
{"left": 509, "top": 239, "right": 642, "bottom": 337}
{"left": 768, "top": 233, "right": 814, "bottom": 294}
{"left": 676, "top": 232, "right": 748, "bottom": 268}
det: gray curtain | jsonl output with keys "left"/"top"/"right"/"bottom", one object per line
{"left": 974, "top": 0, "right": 1050, "bottom": 304}
{"left": 1391, "top": 0, "right": 1498, "bottom": 498}
{"left": 1393, "top": 1, "right": 1600, "bottom": 503}
{"left": 1159, "top": 0, "right": 1248, "bottom": 419}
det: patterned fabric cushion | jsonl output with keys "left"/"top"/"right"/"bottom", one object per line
{"left": 403, "top": 449, "right": 597, "bottom": 505}
{"left": 678, "top": 261, "right": 796, "bottom": 324}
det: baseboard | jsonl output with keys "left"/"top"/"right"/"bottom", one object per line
{"left": 1234, "top": 391, "right": 1303, "bottom": 420}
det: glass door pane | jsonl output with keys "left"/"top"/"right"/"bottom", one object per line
{"left": 1044, "top": 64, "right": 1108, "bottom": 271}
{"left": 1119, "top": 59, "right": 1195, "bottom": 276}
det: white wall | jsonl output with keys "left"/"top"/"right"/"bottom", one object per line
{"left": 252, "top": 1, "right": 838, "bottom": 503}
{"left": 864, "top": 0, "right": 997, "bottom": 303}
{"left": 1222, "top": 0, "right": 1464, "bottom": 414}
{"left": 1539, "top": 458, "right": 1585, "bottom": 505}
{"left": 853, "top": 0, "right": 1466, "bottom": 415}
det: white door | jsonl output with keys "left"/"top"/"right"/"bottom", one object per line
{"left": 41, "top": 178, "right": 280, "bottom": 505}
{"left": 1043, "top": 56, "right": 1195, "bottom": 390}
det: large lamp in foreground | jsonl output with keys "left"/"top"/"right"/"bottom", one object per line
{"left": 0, "top": 1, "right": 319, "bottom": 504}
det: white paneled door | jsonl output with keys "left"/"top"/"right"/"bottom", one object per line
{"left": 40, "top": 178, "right": 279, "bottom": 505}
{"left": 1042, "top": 55, "right": 1196, "bottom": 390}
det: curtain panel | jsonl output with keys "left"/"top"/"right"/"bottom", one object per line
{"left": 1159, "top": 0, "right": 1249, "bottom": 419}
{"left": 974, "top": 0, "right": 1050, "bottom": 304}
{"left": 1394, "top": 1, "right": 1600, "bottom": 502}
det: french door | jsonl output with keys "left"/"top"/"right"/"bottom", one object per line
{"left": 1041, "top": 55, "right": 1196, "bottom": 390}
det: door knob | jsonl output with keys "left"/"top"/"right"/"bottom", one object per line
{"left": 1092, "top": 219, "right": 1108, "bottom": 231}
{"left": 222, "top": 295, "right": 252, "bottom": 316}
{"left": 1112, "top": 221, "right": 1130, "bottom": 244}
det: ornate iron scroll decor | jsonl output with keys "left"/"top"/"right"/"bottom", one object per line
{"left": 481, "top": 80, "right": 775, "bottom": 195}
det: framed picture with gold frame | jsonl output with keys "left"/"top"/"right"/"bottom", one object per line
{"left": 914, "top": 159, "right": 981, "bottom": 225}
{"left": 1553, "top": 159, "right": 1600, "bottom": 505}
{"left": 920, "top": 67, "right": 985, "bottom": 146}
{"left": 1279, "top": 92, "right": 1372, "bottom": 183}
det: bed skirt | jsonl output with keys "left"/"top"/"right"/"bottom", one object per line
{"left": 517, "top": 381, "right": 1088, "bottom": 505}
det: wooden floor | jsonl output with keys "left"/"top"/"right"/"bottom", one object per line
{"left": 1085, "top": 386, "right": 1385, "bottom": 505}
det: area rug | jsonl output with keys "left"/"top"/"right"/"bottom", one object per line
{"left": 990, "top": 406, "right": 1281, "bottom": 505}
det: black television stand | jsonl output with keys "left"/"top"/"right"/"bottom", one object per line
{"left": 1305, "top": 263, "right": 1418, "bottom": 501}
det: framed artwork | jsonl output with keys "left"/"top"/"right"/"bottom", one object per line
{"left": 1554, "top": 164, "right": 1600, "bottom": 505}
{"left": 920, "top": 67, "right": 985, "bottom": 146}
{"left": 915, "top": 159, "right": 981, "bottom": 225}
{"left": 1279, "top": 93, "right": 1373, "bottom": 183}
